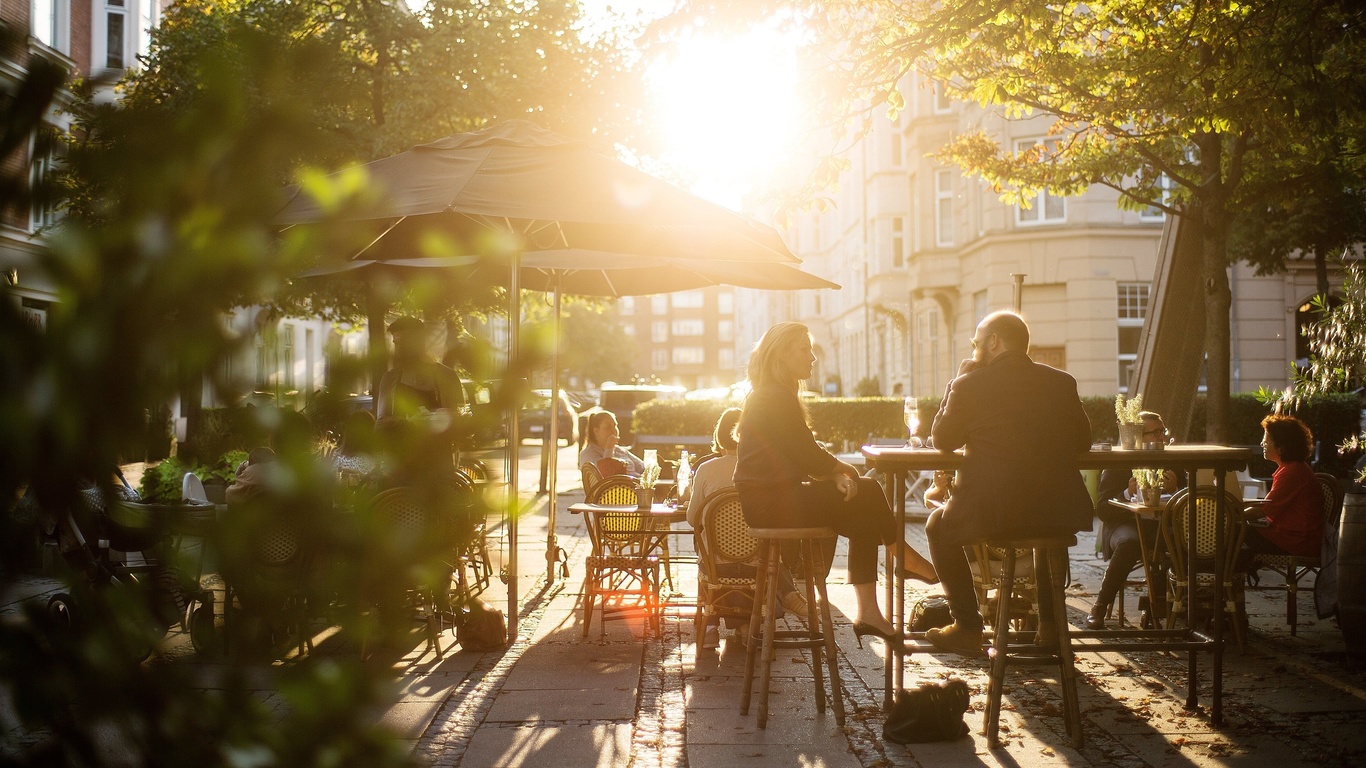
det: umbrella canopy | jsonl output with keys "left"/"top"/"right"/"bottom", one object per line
{"left": 277, "top": 121, "right": 798, "bottom": 265}
{"left": 298, "top": 253, "right": 839, "bottom": 296}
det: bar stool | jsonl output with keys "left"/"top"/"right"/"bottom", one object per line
{"left": 977, "top": 533, "right": 1083, "bottom": 749}
{"left": 739, "top": 527, "right": 845, "bottom": 729}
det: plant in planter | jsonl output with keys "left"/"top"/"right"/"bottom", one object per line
{"left": 636, "top": 461, "right": 661, "bottom": 509}
{"left": 1132, "top": 469, "right": 1165, "bottom": 506}
{"left": 1115, "top": 393, "right": 1145, "bottom": 450}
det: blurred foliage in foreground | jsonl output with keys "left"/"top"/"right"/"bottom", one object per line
{"left": 0, "top": 24, "right": 472, "bottom": 768}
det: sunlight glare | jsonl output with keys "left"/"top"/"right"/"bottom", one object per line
{"left": 648, "top": 28, "right": 802, "bottom": 209}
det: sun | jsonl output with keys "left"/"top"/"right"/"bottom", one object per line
{"left": 647, "top": 27, "right": 804, "bottom": 210}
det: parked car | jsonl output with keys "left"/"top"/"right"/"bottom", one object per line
{"left": 520, "top": 389, "right": 579, "bottom": 446}
{"left": 595, "top": 383, "right": 686, "bottom": 446}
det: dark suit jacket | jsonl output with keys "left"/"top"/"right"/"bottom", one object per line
{"left": 930, "top": 350, "right": 1094, "bottom": 537}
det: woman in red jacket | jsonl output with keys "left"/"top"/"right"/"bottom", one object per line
{"left": 1244, "top": 414, "right": 1324, "bottom": 559}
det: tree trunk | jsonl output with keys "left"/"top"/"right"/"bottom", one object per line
{"left": 1315, "top": 243, "right": 1331, "bottom": 298}
{"left": 1195, "top": 130, "right": 1232, "bottom": 444}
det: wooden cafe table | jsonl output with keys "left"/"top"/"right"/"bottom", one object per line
{"left": 862, "top": 444, "right": 1258, "bottom": 726}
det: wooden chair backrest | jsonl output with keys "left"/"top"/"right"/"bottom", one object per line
{"left": 697, "top": 489, "right": 758, "bottom": 574}
{"left": 588, "top": 475, "right": 639, "bottom": 506}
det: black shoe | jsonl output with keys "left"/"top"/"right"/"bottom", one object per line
{"left": 852, "top": 622, "right": 899, "bottom": 649}
{"left": 1085, "top": 612, "right": 1105, "bottom": 631}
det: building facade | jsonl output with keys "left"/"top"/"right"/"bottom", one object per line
{"left": 750, "top": 75, "right": 1342, "bottom": 401}
{"left": 617, "top": 285, "right": 739, "bottom": 390}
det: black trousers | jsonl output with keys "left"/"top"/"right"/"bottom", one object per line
{"left": 737, "top": 477, "right": 897, "bottom": 584}
{"left": 925, "top": 508, "right": 1066, "bottom": 631}
{"left": 1095, "top": 518, "right": 1161, "bottom": 611}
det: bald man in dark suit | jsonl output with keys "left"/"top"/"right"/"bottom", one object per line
{"left": 924, "top": 311, "right": 1094, "bottom": 656}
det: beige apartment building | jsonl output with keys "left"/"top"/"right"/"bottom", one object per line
{"left": 754, "top": 77, "right": 1342, "bottom": 400}
{"left": 618, "top": 286, "right": 739, "bottom": 390}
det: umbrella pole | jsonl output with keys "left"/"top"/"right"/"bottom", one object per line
{"left": 546, "top": 280, "right": 563, "bottom": 584}
{"left": 507, "top": 253, "right": 521, "bottom": 641}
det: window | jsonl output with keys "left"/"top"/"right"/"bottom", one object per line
{"left": 933, "top": 82, "right": 953, "bottom": 114}
{"left": 671, "top": 319, "right": 704, "bottom": 336}
{"left": 1116, "top": 283, "right": 1151, "bottom": 392}
{"left": 718, "top": 347, "right": 735, "bottom": 370}
{"left": 32, "top": 0, "right": 66, "bottom": 51}
{"left": 651, "top": 349, "right": 668, "bottom": 371}
{"left": 619, "top": 297, "right": 635, "bottom": 316}
{"left": 891, "top": 218, "right": 905, "bottom": 268}
{"left": 651, "top": 321, "right": 668, "bottom": 343}
{"left": 1014, "top": 139, "right": 1066, "bottom": 224}
{"left": 973, "top": 290, "right": 989, "bottom": 326}
{"left": 717, "top": 320, "right": 733, "bottom": 342}
{"left": 137, "top": 0, "right": 154, "bottom": 60}
{"left": 106, "top": 0, "right": 127, "bottom": 69}
{"left": 622, "top": 324, "right": 635, "bottom": 337}
{"left": 29, "top": 128, "right": 62, "bottom": 232}
{"left": 672, "top": 347, "right": 705, "bottom": 365}
{"left": 281, "top": 324, "right": 296, "bottom": 389}
{"left": 254, "top": 332, "right": 274, "bottom": 389}
{"left": 651, "top": 295, "right": 668, "bottom": 315}
{"left": 717, "top": 292, "right": 733, "bottom": 314}
{"left": 671, "top": 291, "right": 704, "bottom": 309}
{"left": 934, "top": 170, "right": 954, "bottom": 247}
{"left": 889, "top": 130, "right": 903, "bottom": 167}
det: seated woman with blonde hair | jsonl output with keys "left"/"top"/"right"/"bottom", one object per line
{"left": 734, "top": 321, "right": 937, "bottom": 646}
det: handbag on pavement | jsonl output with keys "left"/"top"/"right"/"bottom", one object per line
{"left": 882, "top": 678, "right": 971, "bottom": 744}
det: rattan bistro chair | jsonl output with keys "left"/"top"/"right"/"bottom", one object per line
{"left": 1160, "top": 486, "right": 1247, "bottom": 651}
{"left": 693, "top": 489, "right": 760, "bottom": 660}
{"left": 368, "top": 487, "right": 454, "bottom": 657}
{"left": 967, "top": 543, "right": 1039, "bottom": 632}
{"left": 1250, "top": 473, "right": 1343, "bottom": 636}
{"left": 581, "top": 506, "right": 663, "bottom": 637}
{"left": 588, "top": 474, "right": 677, "bottom": 590}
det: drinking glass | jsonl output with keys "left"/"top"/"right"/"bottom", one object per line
{"left": 903, "top": 397, "right": 923, "bottom": 448}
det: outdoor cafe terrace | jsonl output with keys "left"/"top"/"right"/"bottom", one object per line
{"left": 4, "top": 441, "right": 1365, "bottom": 768}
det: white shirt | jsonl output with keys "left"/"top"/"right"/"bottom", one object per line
{"left": 684, "top": 453, "right": 737, "bottom": 528}
{"left": 578, "top": 443, "right": 645, "bottom": 475}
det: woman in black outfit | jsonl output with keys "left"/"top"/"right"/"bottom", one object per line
{"left": 734, "top": 322, "right": 938, "bottom": 643}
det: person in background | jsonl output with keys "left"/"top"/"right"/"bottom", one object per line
{"left": 1087, "top": 411, "right": 1179, "bottom": 630}
{"left": 226, "top": 447, "right": 280, "bottom": 506}
{"left": 1243, "top": 414, "right": 1325, "bottom": 560}
{"left": 734, "top": 322, "right": 937, "bottom": 649}
{"left": 579, "top": 411, "right": 645, "bottom": 477}
{"left": 376, "top": 317, "right": 466, "bottom": 422}
{"left": 684, "top": 407, "right": 807, "bottom": 649}
{"left": 925, "top": 311, "right": 1093, "bottom": 656}
{"left": 375, "top": 317, "right": 465, "bottom": 484}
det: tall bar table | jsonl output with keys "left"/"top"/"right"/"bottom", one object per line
{"left": 863, "top": 443, "right": 1257, "bottom": 726}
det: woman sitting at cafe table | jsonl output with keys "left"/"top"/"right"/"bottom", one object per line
{"left": 579, "top": 411, "right": 646, "bottom": 478}
{"left": 1242, "top": 414, "right": 1325, "bottom": 561}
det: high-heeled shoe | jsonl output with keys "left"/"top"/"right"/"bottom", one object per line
{"left": 898, "top": 565, "right": 941, "bottom": 585}
{"left": 852, "top": 621, "right": 900, "bottom": 649}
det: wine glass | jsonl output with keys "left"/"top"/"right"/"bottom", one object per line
{"left": 903, "top": 397, "right": 923, "bottom": 448}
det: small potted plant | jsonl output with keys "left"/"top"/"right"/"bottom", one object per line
{"left": 1132, "top": 469, "right": 1164, "bottom": 507}
{"left": 1115, "top": 393, "right": 1145, "bottom": 450}
{"left": 636, "top": 462, "right": 661, "bottom": 510}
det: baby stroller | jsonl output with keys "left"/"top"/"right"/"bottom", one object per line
{"left": 48, "top": 469, "right": 213, "bottom": 658}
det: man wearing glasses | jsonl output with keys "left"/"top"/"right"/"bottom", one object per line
{"left": 1088, "top": 412, "right": 1178, "bottom": 629}
{"left": 923, "top": 311, "right": 1094, "bottom": 656}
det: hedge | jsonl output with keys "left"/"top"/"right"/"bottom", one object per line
{"left": 634, "top": 392, "right": 1361, "bottom": 474}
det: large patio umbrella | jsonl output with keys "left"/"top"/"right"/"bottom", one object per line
{"left": 278, "top": 121, "right": 813, "bottom": 638}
